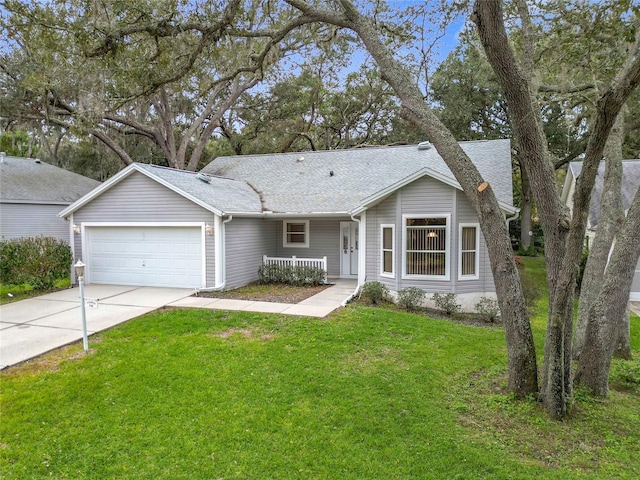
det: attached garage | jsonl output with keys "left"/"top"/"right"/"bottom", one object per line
{"left": 84, "top": 225, "right": 204, "bottom": 288}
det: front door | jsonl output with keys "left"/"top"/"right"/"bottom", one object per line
{"left": 340, "top": 221, "right": 359, "bottom": 277}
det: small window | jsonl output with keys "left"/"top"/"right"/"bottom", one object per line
{"left": 459, "top": 224, "right": 479, "bottom": 279}
{"left": 380, "top": 224, "right": 395, "bottom": 278}
{"left": 283, "top": 220, "right": 309, "bottom": 248}
{"left": 403, "top": 214, "right": 450, "bottom": 280}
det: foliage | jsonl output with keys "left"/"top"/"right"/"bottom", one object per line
{"left": 432, "top": 292, "right": 461, "bottom": 315}
{"left": 474, "top": 297, "right": 501, "bottom": 323}
{"left": 0, "top": 130, "right": 37, "bottom": 157}
{"left": 257, "top": 263, "right": 325, "bottom": 286}
{"left": 396, "top": 286, "right": 426, "bottom": 311}
{"left": 0, "top": 237, "right": 72, "bottom": 290}
{"left": 359, "top": 281, "right": 390, "bottom": 305}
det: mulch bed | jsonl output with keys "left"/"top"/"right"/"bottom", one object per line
{"left": 194, "top": 282, "right": 330, "bottom": 304}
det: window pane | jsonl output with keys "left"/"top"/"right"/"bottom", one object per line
{"left": 287, "top": 233, "right": 305, "bottom": 243}
{"left": 461, "top": 227, "right": 476, "bottom": 250}
{"left": 383, "top": 227, "right": 392, "bottom": 249}
{"left": 406, "top": 252, "right": 445, "bottom": 275}
{"left": 383, "top": 251, "right": 393, "bottom": 273}
{"left": 462, "top": 252, "right": 476, "bottom": 275}
{"left": 406, "top": 217, "right": 446, "bottom": 227}
{"left": 288, "top": 223, "right": 305, "bottom": 233}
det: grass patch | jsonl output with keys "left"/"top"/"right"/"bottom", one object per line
{"left": 1, "top": 301, "right": 639, "bottom": 479}
{"left": 0, "top": 277, "right": 70, "bottom": 304}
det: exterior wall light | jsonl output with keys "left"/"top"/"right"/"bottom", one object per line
{"left": 72, "top": 224, "right": 80, "bottom": 234}
{"left": 205, "top": 224, "right": 214, "bottom": 236}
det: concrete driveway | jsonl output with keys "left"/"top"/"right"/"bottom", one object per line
{"left": 0, "top": 285, "right": 192, "bottom": 369}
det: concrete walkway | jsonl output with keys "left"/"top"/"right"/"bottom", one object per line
{"left": 0, "top": 280, "right": 357, "bottom": 369}
{"left": 631, "top": 301, "right": 640, "bottom": 317}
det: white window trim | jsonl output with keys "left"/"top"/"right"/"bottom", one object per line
{"left": 402, "top": 214, "right": 450, "bottom": 281}
{"left": 458, "top": 223, "right": 480, "bottom": 280}
{"left": 380, "top": 224, "right": 395, "bottom": 278}
{"left": 283, "top": 220, "right": 310, "bottom": 248}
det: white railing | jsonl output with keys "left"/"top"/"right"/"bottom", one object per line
{"left": 263, "top": 255, "right": 328, "bottom": 279}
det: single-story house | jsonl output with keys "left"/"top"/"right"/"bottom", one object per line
{"left": 0, "top": 153, "right": 101, "bottom": 243}
{"left": 561, "top": 160, "right": 640, "bottom": 301}
{"left": 59, "top": 139, "right": 518, "bottom": 309}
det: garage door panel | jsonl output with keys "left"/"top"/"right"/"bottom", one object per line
{"left": 87, "top": 226, "right": 202, "bottom": 288}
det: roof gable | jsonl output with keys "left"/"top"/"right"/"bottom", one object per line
{"left": 0, "top": 155, "right": 101, "bottom": 204}
{"left": 59, "top": 163, "right": 262, "bottom": 218}
{"left": 202, "top": 139, "right": 515, "bottom": 214}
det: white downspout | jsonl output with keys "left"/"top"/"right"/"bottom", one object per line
{"left": 195, "top": 214, "right": 233, "bottom": 293}
{"left": 342, "top": 211, "right": 366, "bottom": 306}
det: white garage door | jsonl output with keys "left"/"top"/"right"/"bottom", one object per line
{"left": 86, "top": 226, "right": 203, "bottom": 288}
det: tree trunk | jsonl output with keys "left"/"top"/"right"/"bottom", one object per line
{"left": 613, "top": 303, "right": 632, "bottom": 360}
{"left": 519, "top": 161, "right": 533, "bottom": 250}
{"left": 472, "top": 0, "right": 569, "bottom": 417}
{"left": 328, "top": 0, "right": 538, "bottom": 396}
{"left": 574, "top": 186, "right": 640, "bottom": 395}
{"left": 473, "top": 0, "right": 640, "bottom": 418}
{"left": 574, "top": 114, "right": 625, "bottom": 360}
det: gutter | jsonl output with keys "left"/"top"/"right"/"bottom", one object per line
{"left": 194, "top": 214, "right": 233, "bottom": 293}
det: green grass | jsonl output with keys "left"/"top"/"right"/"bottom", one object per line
{"left": 1, "top": 261, "right": 639, "bottom": 479}
{"left": 0, "top": 277, "right": 70, "bottom": 304}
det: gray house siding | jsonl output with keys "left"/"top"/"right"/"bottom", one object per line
{"left": 455, "top": 190, "right": 495, "bottom": 294}
{"left": 1, "top": 203, "right": 71, "bottom": 243}
{"left": 225, "top": 218, "right": 275, "bottom": 289}
{"left": 72, "top": 171, "right": 217, "bottom": 287}
{"left": 274, "top": 218, "right": 348, "bottom": 278}
{"left": 364, "top": 176, "right": 496, "bottom": 299}
{"left": 365, "top": 193, "right": 398, "bottom": 291}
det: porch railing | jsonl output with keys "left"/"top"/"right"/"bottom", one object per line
{"left": 263, "top": 255, "right": 328, "bottom": 280}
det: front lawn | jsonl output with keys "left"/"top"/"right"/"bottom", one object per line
{"left": 0, "top": 277, "right": 70, "bottom": 304}
{"left": 1, "top": 300, "right": 638, "bottom": 478}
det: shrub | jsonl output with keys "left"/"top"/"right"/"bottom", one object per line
{"left": 397, "top": 287, "right": 426, "bottom": 311}
{"left": 359, "top": 281, "right": 389, "bottom": 305}
{"left": 474, "top": 297, "right": 501, "bottom": 323}
{"left": 432, "top": 292, "right": 461, "bottom": 315}
{"left": 257, "top": 264, "right": 325, "bottom": 286}
{"left": 0, "top": 236, "right": 72, "bottom": 289}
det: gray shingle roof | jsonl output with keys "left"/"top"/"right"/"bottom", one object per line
{"left": 201, "top": 139, "right": 514, "bottom": 214}
{"left": 202, "top": 140, "right": 513, "bottom": 213}
{"left": 568, "top": 160, "right": 640, "bottom": 228}
{"left": 135, "top": 163, "right": 262, "bottom": 213}
{"left": 0, "top": 155, "right": 101, "bottom": 204}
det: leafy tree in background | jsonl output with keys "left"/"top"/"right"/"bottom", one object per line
{"left": 0, "top": 129, "right": 37, "bottom": 157}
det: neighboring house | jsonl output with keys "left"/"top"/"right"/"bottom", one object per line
{"left": 561, "top": 160, "right": 640, "bottom": 301}
{"left": 0, "top": 153, "right": 101, "bottom": 243}
{"left": 59, "top": 139, "right": 518, "bottom": 309}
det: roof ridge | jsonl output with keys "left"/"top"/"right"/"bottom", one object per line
{"left": 210, "top": 138, "right": 509, "bottom": 161}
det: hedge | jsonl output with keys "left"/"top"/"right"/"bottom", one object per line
{"left": 0, "top": 236, "right": 73, "bottom": 289}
